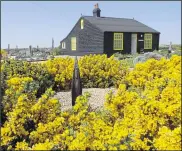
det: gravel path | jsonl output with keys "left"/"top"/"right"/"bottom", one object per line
{"left": 53, "top": 88, "right": 117, "bottom": 111}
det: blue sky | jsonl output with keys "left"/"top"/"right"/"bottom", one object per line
{"left": 1, "top": 1, "right": 181, "bottom": 48}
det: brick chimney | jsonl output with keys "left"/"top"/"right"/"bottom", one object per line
{"left": 93, "top": 3, "right": 101, "bottom": 17}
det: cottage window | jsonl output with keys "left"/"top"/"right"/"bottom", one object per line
{"left": 62, "top": 42, "right": 66, "bottom": 49}
{"left": 144, "top": 34, "right": 152, "bottom": 49}
{"left": 71, "top": 37, "right": 76, "bottom": 50}
{"left": 114, "top": 33, "right": 123, "bottom": 50}
{"left": 81, "top": 19, "right": 84, "bottom": 29}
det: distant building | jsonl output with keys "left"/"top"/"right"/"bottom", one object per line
{"left": 3, "top": 47, "right": 52, "bottom": 61}
{"left": 60, "top": 3, "right": 160, "bottom": 57}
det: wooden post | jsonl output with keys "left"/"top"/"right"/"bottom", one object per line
{"left": 8, "top": 44, "right": 10, "bottom": 54}
{"left": 167, "top": 41, "right": 172, "bottom": 59}
{"left": 168, "top": 41, "right": 172, "bottom": 53}
{"left": 71, "top": 56, "right": 82, "bottom": 106}
{"left": 29, "top": 45, "right": 33, "bottom": 56}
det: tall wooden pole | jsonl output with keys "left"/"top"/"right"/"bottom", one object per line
{"left": 71, "top": 56, "right": 82, "bottom": 106}
{"left": 168, "top": 41, "right": 172, "bottom": 53}
{"left": 8, "top": 44, "right": 10, "bottom": 53}
{"left": 167, "top": 41, "right": 172, "bottom": 59}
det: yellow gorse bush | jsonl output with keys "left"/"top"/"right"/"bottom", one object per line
{"left": 127, "top": 55, "right": 181, "bottom": 89}
{"left": 153, "top": 126, "right": 181, "bottom": 150}
{"left": 3, "top": 77, "right": 35, "bottom": 114}
{"left": 79, "top": 54, "right": 129, "bottom": 88}
{"left": 0, "top": 49, "right": 8, "bottom": 60}
{"left": 1, "top": 55, "right": 181, "bottom": 150}
{"left": 44, "top": 54, "right": 129, "bottom": 89}
{"left": 1, "top": 59, "right": 54, "bottom": 97}
{"left": 1, "top": 88, "right": 61, "bottom": 150}
{"left": 45, "top": 57, "right": 74, "bottom": 90}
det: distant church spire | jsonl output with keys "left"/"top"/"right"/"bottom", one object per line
{"left": 52, "top": 38, "right": 54, "bottom": 49}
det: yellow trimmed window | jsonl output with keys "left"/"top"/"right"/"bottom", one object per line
{"left": 144, "top": 34, "right": 152, "bottom": 49}
{"left": 114, "top": 33, "right": 123, "bottom": 50}
{"left": 71, "top": 37, "right": 76, "bottom": 51}
{"left": 81, "top": 19, "right": 84, "bottom": 29}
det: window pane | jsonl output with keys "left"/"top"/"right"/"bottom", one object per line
{"left": 114, "top": 33, "right": 123, "bottom": 50}
{"left": 144, "top": 34, "right": 152, "bottom": 49}
{"left": 71, "top": 37, "right": 76, "bottom": 50}
{"left": 62, "top": 42, "right": 66, "bottom": 49}
{"left": 81, "top": 19, "right": 84, "bottom": 29}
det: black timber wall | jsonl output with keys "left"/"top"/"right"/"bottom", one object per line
{"left": 137, "top": 33, "right": 160, "bottom": 53}
{"left": 152, "top": 33, "right": 160, "bottom": 50}
{"left": 60, "top": 17, "right": 104, "bottom": 56}
{"left": 104, "top": 32, "right": 160, "bottom": 56}
{"left": 104, "top": 32, "right": 131, "bottom": 57}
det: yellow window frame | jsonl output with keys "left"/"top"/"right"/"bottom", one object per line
{"left": 144, "top": 34, "right": 152, "bottom": 49}
{"left": 81, "top": 19, "right": 84, "bottom": 29}
{"left": 71, "top": 37, "right": 76, "bottom": 51}
{"left": 113, "top": 33, "right": 123, "bottom": 50}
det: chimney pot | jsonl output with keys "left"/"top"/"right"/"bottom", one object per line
{"left": 94, "top": 3, "right": 99, "bottom": 8}
{"left": 96, "top": 3, "right": 98, "bottom": 8}
{"left": 93, "top": 3, "right": 101, "bottom": 17}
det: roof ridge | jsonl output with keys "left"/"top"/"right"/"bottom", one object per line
{"left": 83, "top": 15, "right": 133, "bottom": 20}
{"left": 92, "top": 23, "right": 145, "bottom": 27}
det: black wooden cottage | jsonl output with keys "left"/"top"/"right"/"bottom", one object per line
{"left": 60, "top": 4, "right": 160, "bottom": 56}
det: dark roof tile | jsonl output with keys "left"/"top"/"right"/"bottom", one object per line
{"left": 84, "top": 16, "right": 160, "bottom": 33}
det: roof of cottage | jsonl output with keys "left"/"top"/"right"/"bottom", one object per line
{"left": 83, "top": 16, "right": 160, "bottom": 33}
